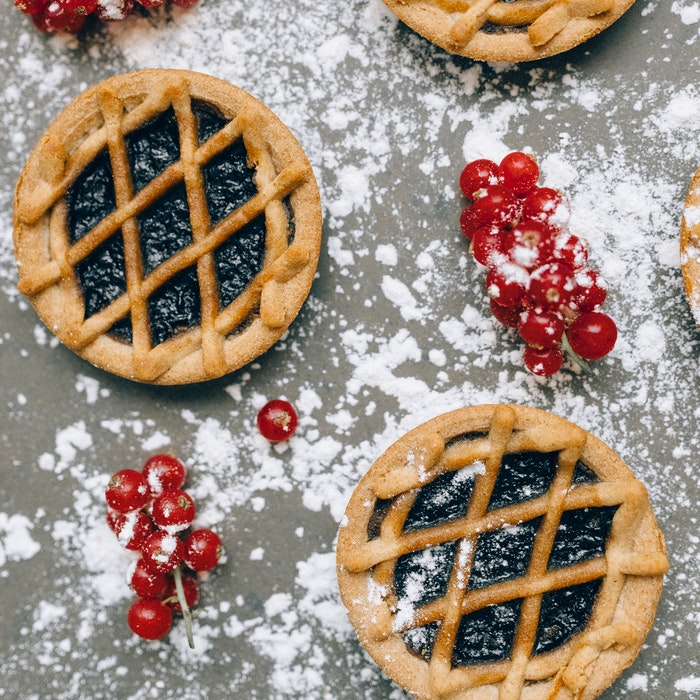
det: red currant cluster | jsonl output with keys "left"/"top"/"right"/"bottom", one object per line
{"left": 14, "top": 0, "right": 198, "bottom": 34}
{"left": 459, "top": 151, "right": 618, "bottom": 376}
{"left": 105, "top": 454, "right": 222, "bottom": 647}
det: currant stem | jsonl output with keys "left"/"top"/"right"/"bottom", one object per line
{"left": 561, "top": 334, "right": 591, "bottom": 374}
{"left": 173, "top": 566, "right": 195, "bottom": 649}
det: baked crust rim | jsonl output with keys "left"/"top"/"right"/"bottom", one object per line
{"left": 336, "top": 404, "right": 667, "bottom": 700}
{"left": 13, "top": 68, "right": 323, "bottom": 385}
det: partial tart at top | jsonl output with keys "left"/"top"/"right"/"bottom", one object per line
{"left": 13, "top": 69, "right": 322, "bottom": 385}
{"left": 381, "top": 0, "right": 637, "bottom": 62}
{"left": 336, "top": 404, "right": 667, "bottom": 700}
{"left": 681, "top": 166, "right": 700, "bottom": 326}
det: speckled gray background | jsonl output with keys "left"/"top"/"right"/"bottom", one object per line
{"left": 0, "top": 1, "right": 699, "bottom": 698}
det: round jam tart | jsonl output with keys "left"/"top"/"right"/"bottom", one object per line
{"left": 681, "top": 166, "right": 700, "bottom": 326}
{"left": 336, "top": 404, "right": 668, "bottom": 700}
{"left": 13, "top": 69, "right": 322, "bottom": 384}
{"left": 381, "top": 0, "right": 636, "bottom": 62}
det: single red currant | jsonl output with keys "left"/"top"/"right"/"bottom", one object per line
{"left": 503, "top": 219, "right": 554, "bottom": 270}
{"left": 553, "top": 232, "right": 589, "bottom": 269}
{"left": 498, "top": 152, "right": 539, "bottom": 195}
{"left": 184, "top": 529, "right": 223, "bottom": 572}
{"left": 518, "top": 308, "right": 565, "bottom": 348}
{"left": 129, "top": 559, "right": 170, "bottom": 599}
{"left": 114, "top": 510, "right": 154, "bottom": 551}
{"left": 33, "top": 1, "right": 87, "bottom": 31}
{"left": 142, "top": 453, "right": 187, "bottom": 498}
{"left": 460, "top": 158, "right": 499, "bottom": 200}
{"left": 257, "top": 399, "right": 298, "bottom": 442}
{"left": 127, "top": 598, "right": 173, "bottom": 640}
{"left": 522, "top": 187, "right": 568, "bottom": 226}
{"left": 523, "top": 344, "right": 564, "bottom": 376}
{"left": 489, "top": 299, "right": 522, "bottom": 328}
{"left": 471, "top": 225, "right": 504, "bottom": 266}
{"left": 164, "top": 574, "right": 199, "bottom": 613}
{"left": 570, "top": 268, "right": 608, "bottom": 312}
{"left": 485, "top": 263, "right": 528, "bottom": 308}
{"left": 151, "top": 489, "right": 196, "bottom": 533}
{"left": 529, "top": 262, "right": 575, "bottom": 309}
{"left": 105, "top": 469, "right": 150, "bottom": 513}
{"left": 566, "top": 312, "right": 617, "bottom": 360}
{"left": 141, "top": 530, "right": 185, "bottom": 575}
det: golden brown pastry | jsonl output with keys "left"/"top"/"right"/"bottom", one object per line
{"left": 382, "top": 0, "right": 637, "bottom": 62}
{"left": 337, "top": 404, "right": 668, "bottom": 699}
{"left": 13, "top": 69, "right": 322, "bottom": 384}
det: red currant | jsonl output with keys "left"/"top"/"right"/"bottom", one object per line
{"left": 127, "top": 598, "right": 172, "bottom": 640}
{"left": 460, "top": 158, "right": 498, "bottom": 200}
{"left": 164, "top": 574, "right": 199, "bottom": 613}
{"left": 489, "top": 299, "right": 522, "bottom": 328}
{"left": 471, "top": 225, "right": 504, "bottom": 266}
{"left": 566, "top": 312, "right": 617, "bottom": 360}
{"left": 257, "top": 399, "right": 298, "bottom": 441}
{"left": 105, "top": 469, "right": 150, "bottom": 513}
{"left": 141, "top": 530, "right": 185, "bottom": 575}
{"left": 485, "top": 263, "right": 528, "bottom": 308}
{"left": 498, "top": 152, "right": 539, "bottom": 195}
{"left": 33, "top": 1, "right": 87, "bottom": 32}
{"left": 473, "top": 185, "right": 521, "bottom": 229}
{"left": 142, "top": 453, "right": 187, "bottom": 498}
{"left": 503, "top": 220, "right": 554, "bottom": 270}
{"left": 130, "top": 559, "right": 170, "bottom": 599}
{"left": 529, "top": 262, "right": 575, "bottom": 309}
{"left": 60, "top": 0, "right": 97, "bottom": 13}
{"left": 518, "top": 308, "right": 564, "bottom": 348}
{"left": 570, "top": 268, "right": 608, "bottom": 312}
{"left": 522, "top": 187, "right": 567, "bottom": 226}
{"left": 15, "top": 0, "right": 46, "bottom": 14}
{"left": 553, "top": 232, "right": 589, "bottom": 269}
{"left": 114, "top": 510, "right": 154, "bottom": 551}
{"left": 523, "top": 344, "right": 563, "bottom": 376}
{"left": 151, "top": 489, "right": 195, "bottom": 533}
{"left": 184, "top": 529, "right": 223, "bottom": 572}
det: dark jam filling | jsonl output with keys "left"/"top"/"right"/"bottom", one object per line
{"left": 391, "top": 450, "right": 613, "bottom": 667}
{"left": 488, "top": 451, "right": 558, "bottom": 510}
{"left": 67, "top": 100, "right": 268, "bottom": 346}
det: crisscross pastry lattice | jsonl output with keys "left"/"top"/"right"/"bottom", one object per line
{"left": 681, "top": 166, "right": 700, "bottom": 326}
{"left": 381, "top": 0, "right": 636, "bottom": 62}
{"left": 13, "top": 69, "right": 322, "bottom": 384}
{"left": 337, "top": 404, "right": 667, "bottom": 700}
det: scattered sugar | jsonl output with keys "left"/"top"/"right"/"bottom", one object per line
{"left": 1, "top": 0, "right": 699, "bottom": 698}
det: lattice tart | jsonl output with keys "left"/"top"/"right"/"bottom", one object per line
{"left": 681, "top": 166, "right": 700, "bottom": 326}
{"left": 381, "top": 0, "right": 636, "bottom": 62}
{"left": 336, "top": 404, "right": 667, "bottom": 699}
{"left": 13, "top": 69, "right": 322, "bottom": 384}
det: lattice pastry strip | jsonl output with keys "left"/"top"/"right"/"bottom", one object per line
{"left": 337, "top": 404, "right": 668, "bottom": 700}
{"left": 381, "top": 0, "right": 637, "bottom": 62}
{"left": 13, "top": 69, "right": 322, "bottom": 384}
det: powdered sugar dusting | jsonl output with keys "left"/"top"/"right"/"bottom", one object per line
{"left": 1, "top": 0, "right": 699, "bottom": 697}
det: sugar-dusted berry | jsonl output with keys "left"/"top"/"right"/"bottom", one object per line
{"left": 105, "top": 469, "right": 150, "bottom": 513}
{"left": 151, "top": 489, "right": 196, "bottom": 533}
